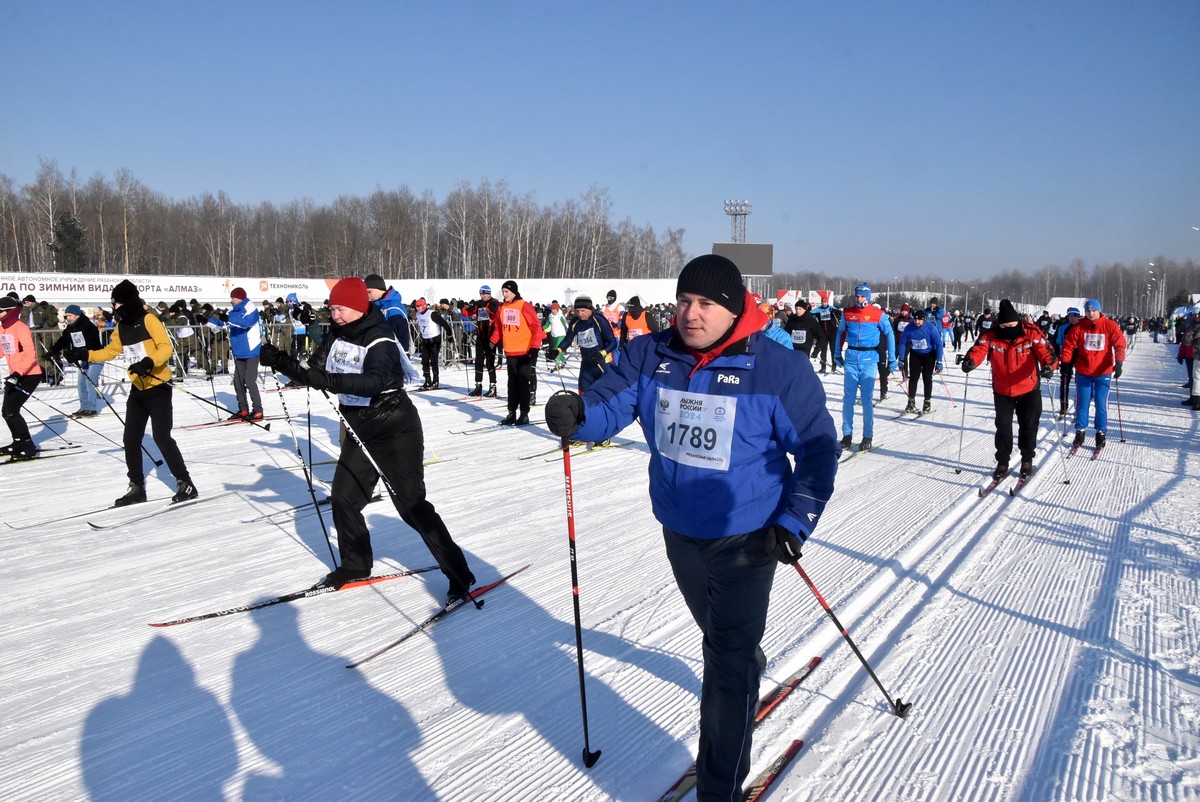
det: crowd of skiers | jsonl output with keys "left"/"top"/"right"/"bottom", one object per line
{"left": 4, "top": 259, "right": 1200, "bottom": 801}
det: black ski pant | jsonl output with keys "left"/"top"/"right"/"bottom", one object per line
{"left": 906, "top": 351, "right": 937, "bottom": 401}
{"left": 2, "top": 375, "right": 41, "bottom": 442}
{"left": 664, "top": 527, "right": 776, "bottom": 802}
{"left": 473, "top": 337, "right": 497, "bottom": 388}
{"left": 577, "top": 359, "right": 605, "bottom": 393}
{"left": 1058, "top": 363, "right": 1074, "bottom": 414}
{"left": 330, "top": 394, "right": 473, "bottom": 593}
{"left": 816, "top": 325, "right": 837, "bottom": 369}
{"left": 124, "top": 383, "right": 190, "bottom": 485}
{"left": 993, "top": 387, "right": 1042, "bottom": 465}
{"left": 504, "top": 352, "right": 535, "bottom": 415}
{"left": 419, "top": 335, "right": 443, "bottom": 385}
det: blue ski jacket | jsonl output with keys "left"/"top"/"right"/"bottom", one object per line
{"left": 897, "top": 319, "right": 945, "bottom": 363}
{"left": 207, "top": 298, "right": 261, "bottom": 359}
{"left": 373, "top": 286, "right": 412, "bottom": 352}
{"left": 573, "top": 304, "right": 839, "bottom": 542}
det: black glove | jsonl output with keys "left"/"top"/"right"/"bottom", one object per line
{"left": 529, "top": 347, "right": 540, "bottom": 359}
{"left": 1039, "top": 364, "right": 1054, "bottom": 379}
{"left": 1113, "top": 361, "right": 1123, "bottom": 380}
{"left": 545, "top": 390, "right": 585, "bottom": 438}
{"left": 961, "top": 357, "right": 975, "bottom": 373}
{"left": 129, "top": 357, "right": 154, "bottom": 376}
{"left": 303, "top": 364, "right": 333, "bottom": 391}
{"left": 545, "top": 349, "right": 560, "bottom": 365}
{"left": 65, "top": 347, "right": 88, "bottom": 365}
{"left": 4, "top": 371, "right": 21, "bottom": 387}
{"left": 589, "top": 351, "right": 607, "bottom": 368}
{"left": 767, "top": 525, "right": 803, "bottom": 565}
{"left": 258, "top": 342, "right": 282, "bottom": 369}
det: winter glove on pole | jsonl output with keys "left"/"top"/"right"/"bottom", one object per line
{"left": 768, "top": 525, "right": 803, "bottom": 565}
{"left": 303, "top": 364, "right": 334, "bottom": 391}
{"left": 1113, "top": 361, "right": 1123, "bottom": 380}
{"left": 1039, "top": 364, "right": 1055, "bottom": 379}
{"left": 961, "top": 357, "right": 976, "bottom": 373}
{"left": 4, "top": 371, "right": 21, "bottom": 387}
{"left": 129, "top": 357, "right": 154, "bottom": 376}
{"left": 589, "top": 351, "right": 607, "bottom": 368}
{"left": 546, "top": 390, "right": 585, "bottom": 438}
{"left": 546, "top": 349, "right": 561, "bottom": 365}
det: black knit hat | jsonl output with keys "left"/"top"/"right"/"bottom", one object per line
{"left": 573, "top": 295, "right": 593, "bottom": 310}
{"left": 111, "top": 279, "right": 140, "bottom": 306}
{"left": 363, "top": 274, "right": 387, "bottom": 292}
{"left": 676, "top": 254, "right": 745, "bottom": 315}
{"left": 997, "top": 299, "right": 1021, "bottom": 325}
{"left": 0, "top": 296, "right": 18, "bottom": 311}
{"left": 501, "top": 280, "right": 519, "bottom": 295}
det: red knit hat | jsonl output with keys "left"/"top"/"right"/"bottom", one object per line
{"left": 328, "top": 277, "right": 370, "bottom": 313}
{"left": 230, "top": 287, "right": 248, "bottom": 301}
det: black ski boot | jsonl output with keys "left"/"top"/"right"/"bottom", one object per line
{"left": 1072, "top": 429, "right": 1085, "bottom": 448}
{"left": 172, "top": 478, "right": 199, "bottom": 503}
{"left": 1019, "top": 461, "right": 1033, "bottom": 480}
{"left": 9, "top": 438, "right": 36, "bottom": 461}
{"left": 922, "top": 399, "right": 932, "bottom": 414}
{"left": 115, "top": 482, "right": 147, "bottom": 507}
{"left": 858, "top": 437, "right": 873, "bottom": 451}
{"left": 1095, "top": 431, "right": 1106, "bottom": 449}
{"left": 317, "top": 566, "right": 371, "bottom": 590}
{"left": 839, "top": 434, "right": 853, "bottom": 450}
{"left": 992, "top": 463, "right": 1009, "bottom": 482}
{"left": 467, "top": 384, "right": 483, "bottom": 397}
{"left": 500, "top": 411, "right": 517, "bottom": 426}
{"left": 904, "top": 398, "right": 916, "bottom": 413}
{"left": 484, "top": 386, "right": 498, "bottom": 398}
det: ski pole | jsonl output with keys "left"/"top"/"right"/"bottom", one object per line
{"left": 272, "top": 376, "right": 337, "bottom": 567}
{"left": 953, "top": 371, "right": 970, "bottom": 474}
{"left": 1044, "top": 372, "right": 1071, "bottom": 485}
{"left": 792, "top": 562, "right": 912, "bottom": 718}
{"left": 207, "top": 373, "right": 220, "bottom": 420}
{"left": 314, "top": 387, "right": 482, "bottom": 610}
{"left": 555, "top": 403, "right": 602, "bottom": 768}
{"left": 937, "top": 369, "right": 957, "bottom": 407}
{"left": 61, "top": 363, "right": 168, "bottom": 467}
{"left": 145, "top": 374, "right": 273, "bottom": 432}
{"left": 1113, "top": 375, "right": 1125, "bottom": 443}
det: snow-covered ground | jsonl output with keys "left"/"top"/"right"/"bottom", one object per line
{"left": 2, "top": 335, "right": 1197, "bottom": 801}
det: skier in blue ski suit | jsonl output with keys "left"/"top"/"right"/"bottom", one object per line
{"left": 833, "top": 284, "right": 897, "bottom": 449}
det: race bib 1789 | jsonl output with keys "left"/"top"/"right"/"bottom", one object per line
{"left": 653, "top": 386, "right": 737, "bottom": 472}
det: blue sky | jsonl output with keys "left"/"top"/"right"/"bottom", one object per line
{"left": 3, "top": 1, "right": 1198, "bottom": 280}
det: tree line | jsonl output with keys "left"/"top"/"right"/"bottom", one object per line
{"left": 3, "top": 159, "right": 1196, "bottom": 316}
{"left": 0, "top": 160, "right": 686, "bottom": 282}
{"left": 778, "top": 255, "right": 1199, "bottom": 318}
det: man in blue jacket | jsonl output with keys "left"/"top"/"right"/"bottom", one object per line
{"left": 364, "top": 274, "right": 413, "bottom": 353}
{"left": 545, "top": 254, "right": 839, "bottom": 802}
{"left": 206, "top": 287, "right": 264, "bottom": 421}
{"left": 897, "top": 308, "right": 945, "bottom": 414}
{"left": 833, "top": 284, "right": 898, "bottom": 451}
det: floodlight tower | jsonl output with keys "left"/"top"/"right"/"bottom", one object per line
{"left": 724, "top": 199, "right": 751, "bottom": 243}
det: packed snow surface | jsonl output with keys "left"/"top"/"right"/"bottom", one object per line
{"left": 2, "top": 337, "right": 1197, "bottom": 800}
